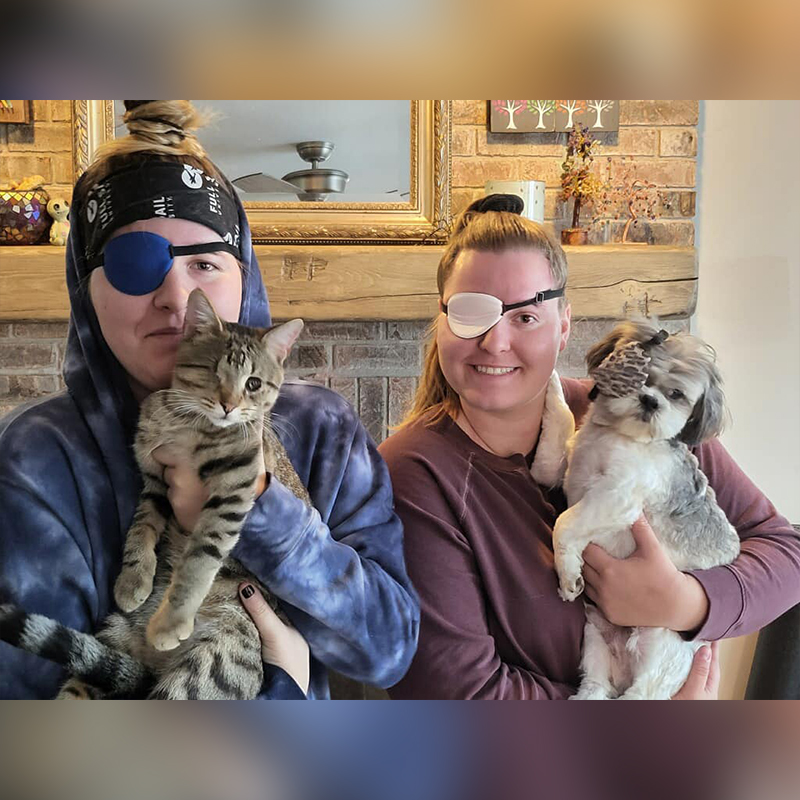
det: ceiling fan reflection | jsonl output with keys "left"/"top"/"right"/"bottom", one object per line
{"left": 232, "top": 141, "right": 349, "bottom": 202}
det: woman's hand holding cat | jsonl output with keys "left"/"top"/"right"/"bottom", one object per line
{"left": 153, "top": 445, "right": 209, "bottom": 531}
{"left": 582, "top": 515, "right": 710, "bottom": 632}
{"left": 153, "top": 445, "right": 270, "bottom": 531}
{"left": 238, "top": 582, "right": 310, "bottom": 695}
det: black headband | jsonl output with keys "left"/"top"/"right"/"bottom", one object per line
{"left": 79, "top": 160, "right": 242, "bottom": 263}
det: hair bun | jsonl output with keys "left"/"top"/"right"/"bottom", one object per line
{"left": 467, "top": 193, "right": 524, "bottom": 216}
{"left": 119, "top": 100, "right": 209, "bottom": 146}
{"left": 123, "top": 100, "right": 156, "bottom": 113}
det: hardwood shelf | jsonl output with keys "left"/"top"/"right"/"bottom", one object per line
{"left": 0, "top": 244, "right": 697, "bottom": 321}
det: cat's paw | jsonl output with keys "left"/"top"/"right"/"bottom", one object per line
{"left": 146, "top": 606, "right": 195, "bottom": 651}
{"left": 57, "top": 679, "right": 97, "bottom": 700}
{"left": 114, "top": 561, "right": 156, "bottom": 613}
{"left": 558, "top": 574, "right": 585, "bottom": 603}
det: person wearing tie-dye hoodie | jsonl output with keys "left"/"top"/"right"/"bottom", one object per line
{"left": 0, "top": 100, "right": 419, "bottom": 699}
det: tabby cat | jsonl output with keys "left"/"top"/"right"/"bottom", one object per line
{"left": 0, "top": 288, "right": 309, "bottom": 699}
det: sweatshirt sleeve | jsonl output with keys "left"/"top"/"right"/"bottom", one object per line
{"left": 0, "top": 477, "right": 97, "bottom": 699}
{"left": 686, "top": 438, "right": 800, "bottom": 641}
{"left": 232, "top": 411, "right": 420, "bottom": 690}
{"left": 385, "top": 455, "right": 572, "bottom": 700}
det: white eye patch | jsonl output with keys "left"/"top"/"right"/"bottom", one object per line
{"left": 442, "top": 288, "right": 565, "bottom": 339}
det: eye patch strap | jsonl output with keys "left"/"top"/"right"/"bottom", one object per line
{"left": 500, "top": 288, "right": 565, "bottom": 312}
{"left": 168, "top": 242, "right": 240, "bottom": 259}
{"left": 89, "top": 240, "right": 240, "bottom": 269}
{"left": 441, "top": 287, "right": 565, "bottom": 314}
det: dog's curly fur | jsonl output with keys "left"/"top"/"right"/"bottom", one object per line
{"left": 554, "top": 320, "right": 740, "bottom": 700}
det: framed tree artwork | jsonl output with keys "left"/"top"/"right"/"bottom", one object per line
{"left": 490, "top": 100, "right": 526, "bottom": 131}
{"left": 489, "top": 100, "right": 618, "bottom": 133}
{"left": 527, "top": 100, "right": 556, "bottom": 130}
{"left": 0, "top": 101, "right": 31, "bottom": 124}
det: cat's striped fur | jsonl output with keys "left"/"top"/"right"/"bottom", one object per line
{"left": 0, "top": 289, "right": 308, "bottom": 699}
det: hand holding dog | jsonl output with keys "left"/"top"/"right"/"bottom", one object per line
{"left": 582, "top": 515, "right": 710, "bottom": 632}
{"left": 671, "top": 642, "right": 720, "bottom": 699}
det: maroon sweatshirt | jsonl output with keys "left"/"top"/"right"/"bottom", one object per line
{"left": 379, "top": 378, "right": 800, "bottom": 699}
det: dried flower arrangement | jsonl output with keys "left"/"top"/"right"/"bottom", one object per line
{"left": 559, "top": 123, "right": 607, "bottom": 245}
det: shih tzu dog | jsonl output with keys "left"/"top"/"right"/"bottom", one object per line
{"left": 553, "top": 320, "right": 740, "bottom": 700}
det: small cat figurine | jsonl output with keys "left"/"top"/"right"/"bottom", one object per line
{"left": 0, "top": 288, "right": 309, "bottom": 698}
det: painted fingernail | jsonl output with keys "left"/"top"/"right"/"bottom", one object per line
{"left": 240, "top": 584, "right": 255, "bottom": 599}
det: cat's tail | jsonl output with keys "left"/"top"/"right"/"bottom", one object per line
{"left": 0, "top": 604, "right": 152, "bottom": 698}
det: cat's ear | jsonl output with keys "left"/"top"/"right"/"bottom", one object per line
{"left": 184, "top": 289, "right": 222, "bottom": 337}
{"left": 262, "top": 319, "right": 304, "bottom": 365}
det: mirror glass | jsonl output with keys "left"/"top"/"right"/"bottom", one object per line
{"left": 112, "top": 100, "right": 412, "bottom": 205}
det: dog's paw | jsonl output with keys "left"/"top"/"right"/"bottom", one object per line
{"left": 571, "top": 682, "right": 613, "bottom": 700}
{"left": 558, "top": 574, "right": 585, "bottom": 602}
{"left": 146, "top": 605, "right": 195, "bottom": 651}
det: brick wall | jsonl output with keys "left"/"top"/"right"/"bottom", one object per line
{"left": 0, "top": 322, "right": 68, "bottom": 418}
{"left": 452, "top": 99, "right": 697, "bottom": 245}
{"left": 0, "top": 317, "right": 689, "bottom": 439}
{"left": 0, "top": 100, "right": 74, "bottom": 201}
{"left": 280, "top": 317, "right": 689, "bottom": 442}
{"left": 1, "top": 100, "right": 698, "bottom": 439}
{"left": 0, "top": 317, "right": 426, "bottom": 440}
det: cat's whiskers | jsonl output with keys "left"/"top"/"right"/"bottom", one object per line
{"left": 269, "top": 413, "right": 298, "bottom": 444}
{"left": 166, "top": 401, "right": 205, "bottom": 419}
{"left": 167, "top": 407, "right": 204, "bottom": 424}
{"left": 238, "top": 416, "right": 261, "bottom": 445}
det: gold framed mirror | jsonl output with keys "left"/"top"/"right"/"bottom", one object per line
{"left": 72, "top": 100, "right": 452, "bottom": 245}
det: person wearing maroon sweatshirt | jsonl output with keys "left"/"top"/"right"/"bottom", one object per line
{"left": 379, "top": 194, "right": 800, "bottom": 699}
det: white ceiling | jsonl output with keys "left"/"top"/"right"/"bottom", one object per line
{"left": 113, "top": 100, "right": 411, "bottom": 203}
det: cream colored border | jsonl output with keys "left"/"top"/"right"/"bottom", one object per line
{"left": 72, "top": 100, "right": 452, "bottom": 244}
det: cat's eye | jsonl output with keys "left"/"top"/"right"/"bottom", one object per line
{"left": 245, "top": 377, "right": 262, "bottom": 392}
{"left": 668, "top": 388, "right": 685, "bottom": 400}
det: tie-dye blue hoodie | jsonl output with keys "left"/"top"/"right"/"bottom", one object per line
{"left": 0, "top": 177, "right": 419, "bottom": 699}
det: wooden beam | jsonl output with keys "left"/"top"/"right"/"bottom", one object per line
{"left": 0, "top": 245, "right": 697, "bottom": 321}
{"left": 0, "top": 246, "right": 70, "bottom": 320}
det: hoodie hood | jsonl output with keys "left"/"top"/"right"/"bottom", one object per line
{"left": 63, "top": 165, "right": 271, "bottom": 532}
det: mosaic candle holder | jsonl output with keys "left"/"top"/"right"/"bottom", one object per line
{"left": 0, "top": 189, "right": 51, "bottom": 244}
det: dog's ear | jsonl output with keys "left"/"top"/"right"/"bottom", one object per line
{"left": 678, "top": 368, "right": 728, "bottom": 446}
{"left": 586, "top": 324, "right": 629, "bottom": 375}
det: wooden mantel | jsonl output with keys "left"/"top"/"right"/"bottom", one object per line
{"left": 0, "top": 245, "right": 697, "bottom": 321}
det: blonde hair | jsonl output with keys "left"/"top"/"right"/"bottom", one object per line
{"left": 74, "top": 100, "right": 225, "bottom": 204}
{"left": 400, "top": 201, "right": 569, "bottom": 429}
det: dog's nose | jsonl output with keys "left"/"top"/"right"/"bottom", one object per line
{"left": 639, "top": 394, "right": 659, "bottom": 411}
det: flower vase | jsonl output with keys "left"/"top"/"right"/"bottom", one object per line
{"left": 561, "top": 228, "right": 589, "bottom": 246}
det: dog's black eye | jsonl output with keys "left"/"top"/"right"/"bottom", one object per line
{"left": 668, "top": 388, "right": 685, "bottom": 400}
{"left": 245, "top": 377, "right": 262, "bottom": 392}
